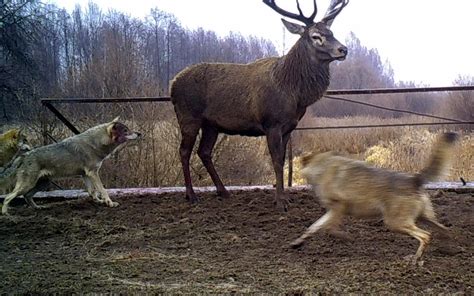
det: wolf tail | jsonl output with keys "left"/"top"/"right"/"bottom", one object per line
{"left": 0, "top": 155, "right": 23, "bottom": 192}
{"left": 415, "top": 132, "right": 458, "bottom": 186}
{"left": 300, "top": 152, "right": 317, "bottom": 168}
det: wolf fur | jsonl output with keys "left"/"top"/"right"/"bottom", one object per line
{"left": 0, "top": 128, "right": 31, "bottom": 168}
{"left": 292, "top": 132, "right": 458, "bottom": 265}
{"left": 0, "top": 117, "right": 141, "bottom": 215}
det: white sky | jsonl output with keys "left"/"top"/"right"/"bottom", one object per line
{"left": 53, "top": 0, "right": 474, "bottom": 86}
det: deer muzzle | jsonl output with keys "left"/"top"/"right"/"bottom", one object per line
{"left": 336, "top": 45, "right": 348, "bottom": 61}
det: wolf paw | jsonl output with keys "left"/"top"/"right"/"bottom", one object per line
{"left": 329, "top": 229, "right": 354, "bottom": 241}
{"left": 106, "top": 201, "right": 119, "bottom": 207}
{"left": 403, "top": 254, "right": 424, "bottom": 266}
{"left": 290, "top": 238, "right": 305, "bottom": 249}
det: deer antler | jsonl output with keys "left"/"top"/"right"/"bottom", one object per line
{"left": 321, "top": 0, "right": 349, "bottom": 27}
{"left": 263, "top": 0, "right": 317, "bottom": 26}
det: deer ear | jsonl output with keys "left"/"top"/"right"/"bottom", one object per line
{"left": 281, "top": 18, "right": 305, "bottom": 35}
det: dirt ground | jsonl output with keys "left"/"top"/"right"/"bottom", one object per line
{"left": 1, "top": 189, "right": 472, "bottom": 294}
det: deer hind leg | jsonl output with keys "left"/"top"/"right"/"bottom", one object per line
{"left": 197, "top": 125, "right": 229, "bottom": 199}
{"left": 178, "top": 122, "right": 201, "bottom": 203}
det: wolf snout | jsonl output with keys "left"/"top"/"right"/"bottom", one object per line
{"left": 126, "top": 132, "right": 142, "bottom": 140}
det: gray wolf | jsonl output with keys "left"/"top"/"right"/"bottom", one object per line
{"left": 291, "top": 132, "right": 458, "bottom": 265}
{"left": 0, "top": 128, "right": 31, "bottom": 168}
{"left": 1, "top": 117, "right": 141, "bottom": 215}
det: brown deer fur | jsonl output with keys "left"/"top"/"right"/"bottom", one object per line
{"left": 170, "top": 1, "right": 349, "bottom": 210}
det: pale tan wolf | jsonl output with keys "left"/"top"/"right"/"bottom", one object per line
{"left": 291, "top": 132, "right": 458, "bottom": 265}
{"left": 0, "top": 128, "right": 31, "bottom": 168}
{"left": 0, "top": 117, "right": 141, "bottom": 215}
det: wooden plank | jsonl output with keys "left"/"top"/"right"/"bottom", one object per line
{"left": 1, "top": 182, "right": 472, "bottom": 200}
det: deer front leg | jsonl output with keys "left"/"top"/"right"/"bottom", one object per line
{"left": 85, "top": 169, "right": 119, "bottom": 208}
{"left": 266, "top": 128, "right": 288, "bottom": 211}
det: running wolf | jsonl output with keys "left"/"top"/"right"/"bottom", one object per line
{"left": 291, "top": 132, "right": 458, "bottom": 265}
{"left": 1, "top": 117, "right": 141, "bottom": 215}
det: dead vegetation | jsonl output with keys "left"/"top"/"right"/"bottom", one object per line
{"left": 5, "top": 105, "right": 470, "bottom": 191}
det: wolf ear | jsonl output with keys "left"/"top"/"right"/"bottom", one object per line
{"left": 111, "top": 116, "right": 120, "bottom": 123}
{"left": 5, "top": 128, "right": 19, "bottom": 139}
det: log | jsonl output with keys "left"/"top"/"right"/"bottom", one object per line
{"left": 0, "top": 182, "right": 472, "bottom": 200}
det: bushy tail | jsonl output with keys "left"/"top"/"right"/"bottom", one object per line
{"left": 0, "top": 155, "right": 22, "bottom": 193}
{"left": 300, "top": 153, "right": 316, "bottom": 168}
{"left": 415, "top": 132, "right": 458, "bottom": 185}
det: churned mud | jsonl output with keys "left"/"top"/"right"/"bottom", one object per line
{"left": 1, "top": 189, "right": 472, "bottom": 294}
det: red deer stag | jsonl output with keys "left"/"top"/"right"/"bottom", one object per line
{"left": 170, "top": 0, "right": 349, "bottom": 210}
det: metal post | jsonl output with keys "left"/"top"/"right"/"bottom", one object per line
{"left": 42, "top": 102, "right": 81, "bottom": 135}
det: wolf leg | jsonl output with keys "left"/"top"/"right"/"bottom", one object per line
{"left": 86, "top": 170, "right": 118, "bottom": 207}
{"left": 2, "top": 171, "right": 37, "bottom": 214}
{"left": 2, "top": 191, "right": 20, "bottom": 215}
{"left": 290, "top": 209, "right": 342, "bottom": 248}
{"left": 83, "top": 176, "right": 102, "bottom": 204}
{"left": 24, "top": 178, "right": 50, "bottom": 209}
{"left": 2, "top": 185, "right": 32, "bottom": 215}
{"left": 386, "top": 220, "right": 431, "bottom": 265}
{"left": 419, "top": 198, "right": 450, "bottom": 238}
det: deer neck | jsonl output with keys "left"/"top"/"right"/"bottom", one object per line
{"left": 273, "top": 40, "right": 331, "bottom": 107}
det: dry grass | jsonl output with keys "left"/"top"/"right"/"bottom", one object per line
{"left": 9, "top": 105, "right": 472, "bottom": 188}
{"left": 291, "top": 116, "right": 473, "bottom": 184}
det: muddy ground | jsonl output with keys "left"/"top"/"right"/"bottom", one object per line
{"left": 1, "top": 189, "right": 472, "bottom": 294}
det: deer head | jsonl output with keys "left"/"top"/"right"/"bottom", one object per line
{"left": 263, "top": 0, "right": 349, "bottom": 61}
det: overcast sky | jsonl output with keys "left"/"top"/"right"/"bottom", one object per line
{"left": 52, "top": 0, "right": 474, "bottom": 86}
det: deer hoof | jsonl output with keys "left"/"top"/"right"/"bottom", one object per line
{"left": 217, "top": 190, "right": 231, "bottom": 199}
{"left": 186, "top": 194, "right": 200, "bottom": 204}
{"left": 275, "top": 197, "right": 290, "bottom": 212}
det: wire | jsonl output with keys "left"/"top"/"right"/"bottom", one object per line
{"left": 295, "top": 121, "right": 474, "bottom": 131}
{"left": 323, "top": 95, "right": 463, "bottom": 122}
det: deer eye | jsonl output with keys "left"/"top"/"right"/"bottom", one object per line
{"left": 311, "top": 34, "right": 323, "bottom": 43}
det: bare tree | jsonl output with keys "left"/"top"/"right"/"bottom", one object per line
{"left": 170, "top": 0, "right": 349, "bottom": 210}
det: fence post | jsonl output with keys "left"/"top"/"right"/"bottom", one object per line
{"left": 41, "top": 109, "right": 48, "bottom": 146}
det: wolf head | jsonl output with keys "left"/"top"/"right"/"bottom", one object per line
{"left": 0, "top": 128, "right": 31, "bottom": 151}
{"left": 300, "top": 151, "right": 337, "bottom": 182}
{"left": 106, "top": 117, "right": 142, "bottom": 144}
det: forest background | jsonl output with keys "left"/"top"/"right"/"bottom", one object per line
{"left": 1, "top": 1, "right": 472, "bottom": 188}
